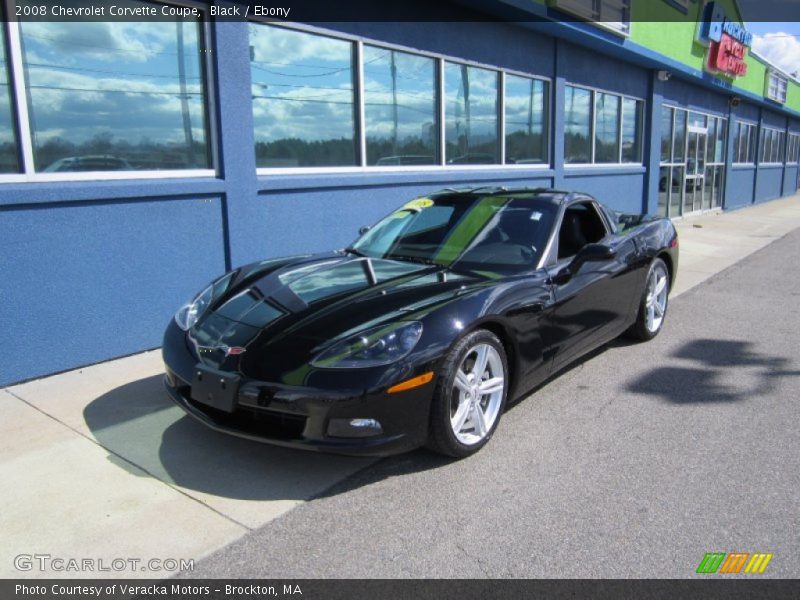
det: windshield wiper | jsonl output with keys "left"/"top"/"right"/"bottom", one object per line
{"left": 389, "top": 254, "right": 439, "bottom": 266}
{"left": 343, "top": 247, "right": 368, "bottom": 258}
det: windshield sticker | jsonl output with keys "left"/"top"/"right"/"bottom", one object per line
{"left": 530, "top": 211, "right": 543, "bottom": 221}
{"left": 403, "top": 198, "right": 434, "bottom": 211}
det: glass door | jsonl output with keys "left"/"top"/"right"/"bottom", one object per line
{"left": 684, "top": 126, "right": 707, "bottom": 214}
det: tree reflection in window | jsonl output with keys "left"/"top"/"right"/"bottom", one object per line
{"left": 363, "top": 46, "right": 437, "bottom": 166}
{"left": 250, "top": 24, "right": 357, "bottom": 168}
{"left": 445, "top": 63, "right": 498, "bottom": 165}
{"left": 20, "top": 4, "right": 210, "bottom": 172}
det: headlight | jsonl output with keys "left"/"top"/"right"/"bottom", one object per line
{"left": 174, "top": 273, "right": 234, "bottom": 331}
{"left": 311, "top": 321, "right": 423, "bottom": 369}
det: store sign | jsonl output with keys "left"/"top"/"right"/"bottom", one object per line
{"left": 697, "top": 1, "right": 752, "bottom": 78}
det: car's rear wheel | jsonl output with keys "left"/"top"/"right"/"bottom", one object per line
{"left": 427, "top": 329, "right": 508, "bottom": 458}
{"left": 627, "top": 257, "right": 670, "bottom": 341}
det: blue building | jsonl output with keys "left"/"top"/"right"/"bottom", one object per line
{"left": 2, "top": 0, "right": 799, "bottom": 386}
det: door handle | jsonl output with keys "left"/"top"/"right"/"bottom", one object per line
{"left": 507, "top": 302, "right": 545, "bottom": 317}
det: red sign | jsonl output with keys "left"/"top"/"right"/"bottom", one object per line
{"left": 707, "top": 32, "right": 748, "bottom": 77}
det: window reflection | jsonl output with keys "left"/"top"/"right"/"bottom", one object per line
{"left": 445, "top": 63, "right": 498, "bottom": 165}
{"left": 363, "top": 46, "right": 437, "bottom": 166}
{"left": 595, "top": 92, "right": 620, "bottom": 163}
{"left": 621, "top": 97, "right": 642, "bottom": 163}
{"left": 0, "top": 20, "right": 19, "bottom": 174}
{"left": 715, "top": 119, "right": 726, "bottom": 163}
{"left": 20, "top": 3, "right": 210, "bottom": 172}
{"left": 673, "top": 110, "right": 686, "bottom": 162}
{"left": 564, "top": 85, "right": 591, "bottom": 163}
{"left": 504, "top": 75, "right": 547, "bottom": 165}
{"left": 660, "top": 107, "right": 673, "bottom": 163}
{"left": 250, "top": 24, "right": 356, "bottom": 167}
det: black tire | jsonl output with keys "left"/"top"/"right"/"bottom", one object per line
{"left": 626, "top": 257, "right": 670, "bottom": 341}
{"left": 427, "top": 329, "right": 509, "bottom": 458}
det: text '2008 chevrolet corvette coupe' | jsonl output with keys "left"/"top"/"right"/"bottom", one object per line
{"left": 163, "top": 188, "right": 678, "bottom": 457}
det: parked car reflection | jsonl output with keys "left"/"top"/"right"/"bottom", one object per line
{"left": 43, "top": 155, "right": 134, "bottom": 172}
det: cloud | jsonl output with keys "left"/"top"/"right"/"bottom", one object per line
{"left": 249, "top": 24, "right": 350, "bottom": 66}
{"left": 752, "top": 32, "right": 800, "bottom": 77}
{"left": 20, "top": 21, "right": 186, "bottom": 65}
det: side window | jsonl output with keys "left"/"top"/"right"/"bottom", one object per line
{"left": 557, "top": 203, "right": 608, "bottom": 260}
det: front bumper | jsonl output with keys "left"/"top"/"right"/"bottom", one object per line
{"left": 162, "top": 354, "right": 435, "bottom": 458}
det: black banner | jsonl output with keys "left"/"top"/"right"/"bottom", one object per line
{"left": 5, "top": 0, "right": 800, "bottom": 23}
{"left": 2, "top": 579, "right": 800, "bottom": 600}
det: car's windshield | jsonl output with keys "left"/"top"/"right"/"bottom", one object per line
{"left": 352, "top": 194, "right": 558, "bottom": 273}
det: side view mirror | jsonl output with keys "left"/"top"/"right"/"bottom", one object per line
{"left": 553, "top": 243, "right": 616, "bottom": 284}
{"left": 574, "top": 242, "right": 616, "bottom": 265}
{"left": 358, "top": 225, "right": 371, "bottom": 236}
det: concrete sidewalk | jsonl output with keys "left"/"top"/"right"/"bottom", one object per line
{"left": 2, "top": 193, "right": 799, "bottom": 579}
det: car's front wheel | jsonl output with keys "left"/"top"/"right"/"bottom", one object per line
{"left": 427, "top": 329, "right": 508, "bottom": 458}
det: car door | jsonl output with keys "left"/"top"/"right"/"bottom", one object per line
{"left": 544, "top": 200, "right": 639, "bottom": 372}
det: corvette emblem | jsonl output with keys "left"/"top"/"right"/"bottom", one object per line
{"left": 196, "top": 344, "right": 246, "bottom": 356}
{"left": 223, "top": 346, "right": 247, "bottom": 356}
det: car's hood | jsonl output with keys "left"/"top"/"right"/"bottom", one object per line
{"left": 189, "top": 253, "right": 489, "bottom": 379}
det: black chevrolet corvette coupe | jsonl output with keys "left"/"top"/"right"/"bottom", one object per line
{"left": 163, "top": 187, "right": 678, "bottom": 457}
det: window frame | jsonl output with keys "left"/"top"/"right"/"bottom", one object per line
{"left": 564, "top": 82, "right": 645, "bottom": 167}
{"left": 0, "top": 0, "right": 218, "bottom": 183}
{"left": 663, "top": 0, "right": 689, "bottom": 12}
{"left": 733, "top": 121, "right": 758, "bottom": 165}
{"left": 443, "top": 60, "right": 501, "bottom": 166}
{"left": 549, "top": 0, "right": 632, "bottom": 37}
{"left": 765, "top": 70, "right": 788, "bottom": 104}
{"left": 787, "top": 133, "right": 800, "bottom": 164}
{"left": 759, "top": 127, "right": 786, "bottom": 165}
{"left": 249, "top": 20, "right": 553, "bottom": 175}
{"left": 502, "top": 71, "right": 550, "bottom": 166}
{"left": 551, "top": 198, "right": 612, "bottom": 264}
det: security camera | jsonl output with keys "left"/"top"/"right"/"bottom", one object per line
{"left": 657, "top": 70, "right": 671, "bottom": 82}
{"left": 730, "top": 96, "right": 741, "bottom": 107}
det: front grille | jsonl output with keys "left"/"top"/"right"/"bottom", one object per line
{"left": 186, "top": 397, "right": 307, "bottom": 440}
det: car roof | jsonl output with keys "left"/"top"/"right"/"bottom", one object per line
{"left": 428, "top": 186, "right": 591, "bottom": 206}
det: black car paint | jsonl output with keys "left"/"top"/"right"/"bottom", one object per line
{"left": 162, "top": 189, "right": 678, "bottom": 456}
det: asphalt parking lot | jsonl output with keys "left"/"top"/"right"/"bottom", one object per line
{"left": 182, "top": 226, "right": 800, "bottom": 579}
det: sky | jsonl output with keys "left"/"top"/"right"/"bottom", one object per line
{"left": 748, "top": 22, "right": 800, "bottom": 77}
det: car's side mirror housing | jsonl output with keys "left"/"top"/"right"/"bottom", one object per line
{"left": 553, "top": 243, "right": 616, "bottom": 284}
{"left": 358, "top": 225, "right": 371, "bottom": 236}
{"left": 575, "top": 242, "right": 616, "bottom": 265}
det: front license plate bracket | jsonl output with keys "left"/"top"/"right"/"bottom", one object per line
{"left": 190, "top": 365, "right": 240, "bottom": 413}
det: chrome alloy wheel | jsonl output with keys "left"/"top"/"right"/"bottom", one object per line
{"left": 450, "top": 343, "right": 505, "bottom": 445}
{"left": 645, "top": 262, "right": 669, "bottom": 333}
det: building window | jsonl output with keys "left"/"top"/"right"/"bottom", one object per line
{"left": 362, "top": 46, "right": 437, "bottom": 166}
{"left": 734, "top": 122, "right": 757, "bottom": 164}
{"left": 766, "top": 71, "right": 788, "bottom": 104}
{"left": 787, "top": 133, "right": 800, "bottom": 163}
{"left": 549, "top": 0, "right": 631, "bottom": 35}
{"left": 19, "top": 7, "right": 211, "bottom": 173}
{"left": 621, "top": 96, "right": 643, "bottom": 163}
{"left": 564, "top": 85, "right": 592, "bottom": 163}
{"left": 0, "top": 20, "right": 20, "bottom": 173}
{"left": 594, "top": 92, "right": 620, "bottom": 163}
{"left": 249, "top": 24, "right": 356, "bottom": 168}
{"left": 248, "top": 25, "right": 550, "bottom": 170}
{"left": 504, "top": 74, "right": 548, "bottom": 165}
{"left": 564, "top": 84, "right": 642, "bottom": 164}
{"left": 659, "top": 107, "right": 673, "bottom": 164}
{"left": 444, "top": 62, "right": 499, "bottom": 165}
{"left": 663, "top": 0, "right": 689, "bottom": 12}
{"left": 759, "top": 127, "right": 785, "bottom": 164}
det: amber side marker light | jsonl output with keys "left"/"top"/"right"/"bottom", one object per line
{"left": 388, "top": 371, "right": 434, "bottom": 394}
